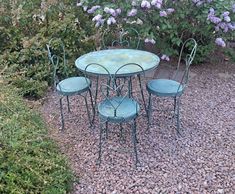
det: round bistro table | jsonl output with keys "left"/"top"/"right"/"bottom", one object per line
{"left": 75, "top": 49, "right": 160, "bottom": 116}
{"left": 75, "top": 49, "right": 160, "bottom": 76}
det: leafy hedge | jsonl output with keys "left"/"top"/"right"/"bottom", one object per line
{"left": 0, "top": 0, "right": 96, "bottom": 98}
{"left": 0, "top": 82, "right": 74, "bottom": 193}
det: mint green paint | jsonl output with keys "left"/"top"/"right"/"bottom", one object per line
{"left": 75, "top": 49, "right": 160, "bottom": 76}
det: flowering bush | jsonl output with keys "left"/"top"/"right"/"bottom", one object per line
{"left": 78, "top": 0, "right": 235, "bottom": 63}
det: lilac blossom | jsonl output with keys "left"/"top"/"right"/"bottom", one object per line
{"left": 221, "top": 12, "right": 231, "bottom": 22}
{"left": 104, "top": 7, "right": 117, "bottom": 16}
{"left": 107, "top": 17, "right": 116, "bottom": 25}
{"left": 127, "top": 8, "right": 137, "bottom": 17}
{"left": 141, "top": 0, "right": 151, "bottom": 9}
{"left": 166, "top": 8, "right": 175, "bottom": 14}
{"left": 151, "top": 0, "right": 162, "bottom": 9}
{"left": 228, "top": 23, "right": 235, "bottom": 30}
{"left": 160, "top": 11, "right": 167, "bottom": 17}
{"left": 116, "top": 8, "right": 121, "bottom": 15}
{"left": 92, "top": 14, "right": 102, "bottom": 22}
{"left": 161, "top": 54, "right": 170, "bottom": 61}
{"left": 215, "top": 38, "right": 226, "bottom": 47}
{"left": 208, "top": 15, "right": 222, "bottom": 24}
{"left": 87, "top": 5, "right": 101, "bottom": 14}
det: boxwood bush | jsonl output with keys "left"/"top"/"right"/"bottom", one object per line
{"left": 0, "top": 82, "right": 74, "bottom": 193}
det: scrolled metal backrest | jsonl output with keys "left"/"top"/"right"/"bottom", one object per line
{"left": 113, "top": 63, "right": 144, "bottom": 115}
{"left": 174, "top": 38, "right": 197, "bottom": 91}
{"left": 46, "top": 38, "right": 68, "bottom": 77}
{"left": 102, "top": 28, "right": 140, "bottom": 49}
{"left": 47, "top": 53, "right": 60, "bottom": 90}
{"left": 84, "top": 63, "right": 112, "bottom": 87}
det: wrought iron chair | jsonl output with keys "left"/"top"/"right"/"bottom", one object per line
{"left": 146, "top": 38, "right": 197, "bottom": 134}
{"left": 90, "top": 63, "right": 143, "bottom": 167}
{"left": 102, "top": 27, "right": 140, "bottom": 49}
{"left": 46, "top": 38, "right": 94, "bottom": 130}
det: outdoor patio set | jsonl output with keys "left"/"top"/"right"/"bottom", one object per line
{"left": 46, "top": 29, "right": 197, "bottom": 167}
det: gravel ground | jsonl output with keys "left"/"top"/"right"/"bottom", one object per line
{"left": 41, "top": 59, "right": 235, "bottom": 194}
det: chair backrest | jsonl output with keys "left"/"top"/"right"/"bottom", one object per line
{"left": 86, "top": 63, "right": 142, "bottom": 119}
{"left": 46, "top": 38, "right": 68, "bottom": 88}
{"left": 174, "top": 38, "right": 197, "bottom": 91}
{"left": 102, "top": 28, "right": 140, "bottom": 49}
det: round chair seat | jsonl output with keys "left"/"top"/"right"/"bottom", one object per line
{"left": 147, "top": 79, "right": 183, "bottom": 97}
{"left": 98, "top": 96, "right": 140, "bottom": 123}
{"left": 56, "top": 77, "right": 91, "bottom": 96}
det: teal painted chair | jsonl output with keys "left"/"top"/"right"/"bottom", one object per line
{"left": 102, "top": 27, "right": 140, "bottom": 49}
{"left": 87, "top": 63, "right": 142, "bottom": 167}
{"left": 46, "top": 38, "right": 94, "bottom": 130}
{"left": 146, "top": 38, "right": 197, "bottom": 134}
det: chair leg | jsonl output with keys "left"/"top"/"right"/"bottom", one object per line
{"left": 120, "top": 123, "right": 125, "bottom": 143}
{"left": 147, "top": 93, "right": 152, "bottom": 130}
{"left": 176, "top": 98, "right": 181, "bottom": 135}
{"left": 128, "top": 76, "right": 132, "bottom": 98}
{"left": 173, "top": 96, "right": 177, "bottom": 114}
{"left": 84, "top": 96, "right": 92, "bottom": 127}
{"left": 97, "top": 121, "right": 103, "bottom": 166}
{"left": 131, "top": 119, "right": 139, "bottom": 167}
{"left": 138, "top": 75, "right": 147, "bottom": 114}
{"left": 66, "top": 96, "right": 71, "bottom": 113}
{"left": 94, "top": 76, "right": 99, "bottom": 109}
{"left": 88, "top": 88, "right": 95, "bottom": 124}
{"left": 59, "top": 97, "right": 65, "bottom": 131}
{"left": 105, "top": 121, "right": 108, "bottom": 139}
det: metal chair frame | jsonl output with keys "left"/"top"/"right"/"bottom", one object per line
{"left": 102, "top": 27, "right": 140, "bottom": 49}
{"left": 147, "top": 38, "right": 197, "bottom": 134}
{"left": 87, "top": 63, "right": 145, "bottom": 167}
{"left": 47, "top": 38, "right": 94, "bottom": 130}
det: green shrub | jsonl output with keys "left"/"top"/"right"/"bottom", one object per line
{"left": 0, "top": 82, "right": 74, "bottom": 193}
{"left": 0, "top": 0, "right": 96, "bottom": 98}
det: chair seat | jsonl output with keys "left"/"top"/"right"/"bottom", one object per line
{"left": 56, "top": 77, "right": 90, "bottom": 96}
{"left": 146, "top": 79, "right": 183, "bottom": 97}
{"left": 98, "top": 96, "right": 140, "bottom": 123}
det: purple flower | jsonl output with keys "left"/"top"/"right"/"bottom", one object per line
{"left": 95, "top": 19, "right": 105, "bottom": 28}
{"left": 222, "top": 11, "right": 230, "bottom": 17}
{"left": 92, "top": 14, "right": 102, "bottom": 22}
{"left": 166, "top": 8, "right": 175, "bottom": 14}
{"left": 215, "top": 38, "right": 226, "bottom": 47}
{"left": 218, "top": 22, "right": 229, "bottom": 32}
{"left": 161, "top": 54, "right": 170, "bottom": 61}
{"left": 228, "top": 23, "right": 235, "bottom": 30}
{"left": 151, "top": 0, "right": 162, "bottom": 9}
{"left": 160, "top": 11, "right": 167, "bottom": 17}
{"left": 107, "top": 17, "right": 116, "bottom": 25}
{"left": 224, "top": 15, "right": 231, "bottom": 22}
{"left": 209, "top": 8, "right": 215, "bottom": 15}
{"left": 141, "top": 0, "right": 151, "bottom": 9}
{"left": 208, "top": 16, "right": 222, "bottom": 24}
{"left": 87, "top": 5, "right": 101, "bottom": 14}
{"left": 116, "top": 8, "right": 121, "bottom": 15}
{"left": 104, "top": 7, "right": 116, "bottom": 16}
{"left": 127, "top": 8, "right": 137, "bottom": 17}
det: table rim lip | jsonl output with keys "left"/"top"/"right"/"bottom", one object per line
{"left": 75, "top": 49, "right": 160, "bottom": 76}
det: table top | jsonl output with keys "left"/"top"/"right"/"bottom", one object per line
{"left": 75, "top": 49, "right": 160, "bottom": 76}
